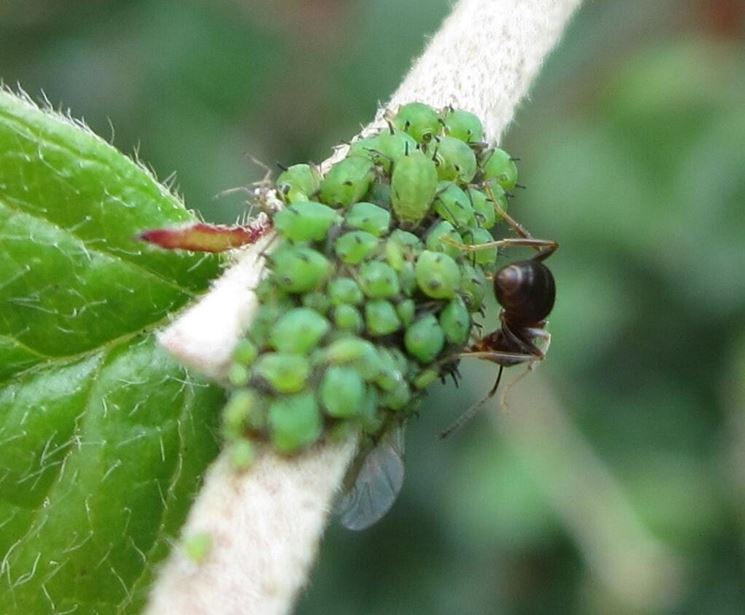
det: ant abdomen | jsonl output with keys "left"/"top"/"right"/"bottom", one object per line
{"left": 494, "top": 259, "right": 555, "bottom": 326}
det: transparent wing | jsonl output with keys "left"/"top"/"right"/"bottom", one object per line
{"left": 337, "top": 425, "right": 406, "bottom": 531}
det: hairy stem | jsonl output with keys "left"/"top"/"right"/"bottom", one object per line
{"left": 149, "top": 1, "right": 583, "bottom": 613}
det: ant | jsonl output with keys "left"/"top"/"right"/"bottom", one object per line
{"left": 440, "top": 187, "right": 558, "bottom": 438}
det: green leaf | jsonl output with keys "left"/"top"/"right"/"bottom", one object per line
{"left": 0, "top": 90, "right": 225, "bottom": 613}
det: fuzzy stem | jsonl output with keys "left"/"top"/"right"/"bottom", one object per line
{"left": 144, "top": 437, "right": 358, "bottom": 615}
{"left": 149, "top": 1, "right": 582, "bottom": 614}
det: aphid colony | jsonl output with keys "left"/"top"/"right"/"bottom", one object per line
{"left": 221, "top": 102, "right": 524, "bottom": 464}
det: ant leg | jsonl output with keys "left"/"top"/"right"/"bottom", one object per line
{"left": 521, "top": 327, "right": 552, "bottom": 356}
{"left": 499, "top": 319, "right": 547, "bottom": 359}
{"left": 441, "top": 236, "right": 558, "bottom": 256}
{"left": 482, "top": 183, "right": 558, "bottom": 261}
{"left": 457, "top": 349, "right": 538, "bottom": 365}
{"left": 439, "top": 368, "right": 503, "bottom": 439}
{"left": 483, "top": 182, "right": 532, "bottom": 240}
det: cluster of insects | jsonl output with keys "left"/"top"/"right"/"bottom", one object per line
{"left": 142, "top": 102, "right": 557, "bottom": 530}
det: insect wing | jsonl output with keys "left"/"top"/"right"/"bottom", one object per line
{"left": 337, "top": 426, "right": 406, "bottom": 531}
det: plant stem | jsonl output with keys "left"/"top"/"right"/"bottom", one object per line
{"left": 150, "top": 1, "right": 583, "bottom": 613}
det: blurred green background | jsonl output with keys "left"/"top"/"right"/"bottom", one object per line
{"left": 2, "top": 0, "right": 745, "bottom": 612}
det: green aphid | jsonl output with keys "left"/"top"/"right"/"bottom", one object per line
{"left": 459, "top": 263, "right": 488, "bottom": 311}
{"left": 380, "top": 380, "right": 412, "bottom": 411}
{"left": 392, "top": 102, "right": 442, "bottom": 143}
{"left": 318, "top": 156, "right": 375, "bottom": 207}
{"left": 334, "top": 304, "right": 364, "bottom": 333}
{"left": 374, "top": 349, "right": 405, "bottom": 392}
{"left": 270, "top": 307, "right": 330, "bottom": 354}
{"left": 467, "top": 188, "right": 496, "bottom": 229}
{"left": 268, "top": 392, "right": 323, "bottom": 453}
{"left": 439, "top": 295, "right": 471, "bottom": 345}
{"left": 273, "top": 201, "right": 340, "bottom": 242}
{"left": 349, "top": 130, "right": 417, "bottom": 172}
{"left": 413, "top": 367, "right": 440, "bottom": 390}
{"left": 433, "top": 182, "right": 475, "bottom": 229}
{"left": 465, "top": 227, "right": 497, "bottom": 267}
{"left": 384, "top": 237, "right": 405, "bottom": 271}
{"left": 253, "top": 353, "right": 310, "bottom": 394}
{"left": 398, "top": 261, "right": 417, "bottom": 294}
{"left": 359, "top": 386, "right": 382, "bottom": 433}
{"left": 415, "top": 250, "right": 461, "bottom": 299}
{"left": 222, "top": 389, "right": 257, "bottom": 439}
{"left": 302, "top": 291, "right": 331, "bottom": 314}
{"left": 405, "top": 313, "right": 446, "bottom": 363}
{"left": 335, "top": 230, "right": 379, "bottom": 265}
{"left": 388, "top": 347, "right": 412, "bottom": 376}
{"left": 354, "top": 345, "right": 385, "bottom": 382}
{"left": 391, "top": 150, "right": 439, "bottom": 227}
{"left": 388, "top": 229, "right": 424, "bottom": 253}
{"left": 373, "top": 129, "right": 419, "bottom": 167}
{"left": 365, "top": 300, "right": 402, "bottom": 336}
{"left": 385, "top": 230, "right": 423, "bottom": 270}
{"left": 227, "top": 439, "right": 255, "bottom": 471}
{"left": 484, "top": 179, "right": 509, "bottom": 220}
{"left": 323, "top": 336, "right": 378, "bottom": 365}
{"left": 227, "top": 363, "right": 250, "bottom": 387}
{"left": 481, "top": 148, "right": 518, "bottom": 191}
{"left": 329, "top": 277, "right": 364, "bottom": 305}
{"left": 347, "top": 136, "right": 378, "bottom": 162}
{"left": 425, "top": 220, "right": 464, "bottom": 259}
{"left": 254, "top": 277, "right": 286, "bottom": 305}
{"left": 359, "top": 261, "right": 400, "bottom": 299}
{"left": 276, "top": 163, "right": 322, "bottom": 203}
{"left": 364, "top": 180, "right": 392, "bottom": 209}
{"left": 320, "top": 366, "right": 366, "bottom": 418}
{"left": 432, "top": 136, "right": 478, "bottom": 183}
{"left": 183, "top": 532, "right": 214, "bottom": 564}
{"left": 321, "top": 336, "right": 384, "bottom": 382}
{"left": 442, "top": 109, "right": 484, "bottom": 143}
{"left": 249, "top": 297, "right": 293, "bottom": 347}
{"left": 345, "top": 202, "right": 391, "bottom": 237}
{"left": 396, "top": 298, "right": 416, "bottom": 326}
{"left": 270, "top": 245, "right": 331, "bottom": 293}
{"left": 232, "top": 339, "right": 258, "bottom": 367}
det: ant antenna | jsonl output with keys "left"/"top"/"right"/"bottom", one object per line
{"left": 439, "top": 365, "right": 504, "bottom": 439}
